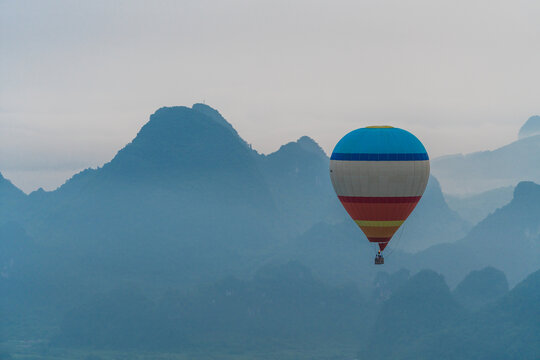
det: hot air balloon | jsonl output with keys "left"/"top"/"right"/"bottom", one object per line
{"left": 329, "top": 126, "right": 430, "bottom": 264}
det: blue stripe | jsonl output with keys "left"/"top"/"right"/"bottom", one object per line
{"left": 332, "top": 127, "right": 428, "bottom": 155}
{"left": 330, "top": 153, "right": 429, "bottom": 161}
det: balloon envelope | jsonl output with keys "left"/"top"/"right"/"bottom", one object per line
{"left": 329, "top": 126, "right": 430, "bottom": 251}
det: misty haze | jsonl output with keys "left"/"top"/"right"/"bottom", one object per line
{"left": 1, "top": 2, "right": 540, "bottom": 360}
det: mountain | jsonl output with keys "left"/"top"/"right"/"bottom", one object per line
{"left": 431, "top": 131, "right": 540, "bottom": 195}
{"left": 473, "top": 268, "right": 540, "bottom": 359}
{"left": 259, "top": 136, "right": 343, "bottom": 234}
{"left": 361, "top": 270, "right": 465, "bottom": 359}
{"left": 360, "top": 268, "right": 540, "bottom": 360}
{"left": 518, "top": 115, "right": 540, "bottom": 139}
{"left": 0, "top": 172, "right": 25, "bottom": 203}
{"left": 434, "top": 269, "right": 540, "bottom": 360}
{"left": 461, "top": 181, "right": 540, "bottom": 284}
{"left": 410, "top": 181, "right": 540, "bottom": 287}
{"left": 4, "top": 104, "right": 283, "bottom": 300}
{"left": 0, "top": 172, "right": 27, "bottom": 226}
{"left": 40, "top": 105, "right": 340, "bottom": 247}
{"left": 453, "top": 266, "right": 508, "bottom": 310}
{"left": 399, "top": 176, "right": 471, "bottom": 252}
{"left": 1, "top": 104, "right": 288, "bottom": 341}
{"left": 444, "top": 186, "right": 514, "bottom": 224}
{"left": 0, "top": 103, "right": 350, "bottom": 327}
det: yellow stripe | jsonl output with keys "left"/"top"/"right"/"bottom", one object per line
{"left": 355, "top": 220, "right": 404, "bottom": 227}
{"left": 359, "top": 226, "right": 400, "bottom": 238}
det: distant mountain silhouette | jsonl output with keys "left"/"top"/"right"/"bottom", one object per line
{"left": 461, "top": 181, "right": 540, "bottom": 284}
{"left": 0, "top": 172, "right": 25, "bottom": 202}
{"left": 432, "top": 132, "right": 540, "bottom": 194}
{"left": 259, "top": 135, "right": 343, "bottom": 234}
{"left": 0, "top": 172, "right": 27, "bottom": 225}
{"left": 401, "top": 176, "right": 471, "bottom": 252}
{"left": 445, "top": 185, "right": 514, "bottom": 224}
{"left": 411, "top": 181, "right": 540, "bottom": 286}
{"left": 8, "top": 105, "right": 283, "bottom": 288}
{"left": 453, "top": 266, "right": 508, "bottom": 310}
{"left": 360, "top": 268, "right": 540, "bottom": 360}
{"left": 484, "top": 270, "right": 540, "bottom": 342}
{"left": 518, "top": 115, "right": 540, "bottom": 139}
{"left": 362, "top": 270, "right": 464, "bottom": 359}
{"left": 0, "top": 104, "right": 351, "bottom": 310}
{"left": 477, "top": 268, "right": 540, "bottom": 358}
{"left": 443, "top": 268, "right": 540, "bottom": 359}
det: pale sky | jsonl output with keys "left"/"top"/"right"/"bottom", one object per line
{"left": 1, "top": 0, "right": 539, "bottom": 193}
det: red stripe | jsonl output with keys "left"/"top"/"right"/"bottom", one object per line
{"left": 379, "top": 242, "right": 389, "bottom": 251}
{"left": 339, "top": 196, "right": 421, "bottom": 203}
{"left": 339, "top": 201, "right": 419, "bottom": 221}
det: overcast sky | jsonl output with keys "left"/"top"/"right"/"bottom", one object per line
{"left": 1, "top": 0, "right": 539, "bottom": 192}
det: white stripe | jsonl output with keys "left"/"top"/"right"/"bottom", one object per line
{"left": 329, "top": 160, "right": 430, "bottom": 197}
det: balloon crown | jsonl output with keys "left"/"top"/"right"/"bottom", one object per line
{"left": 366, "top": 126, "right": 393, "bottom": 128}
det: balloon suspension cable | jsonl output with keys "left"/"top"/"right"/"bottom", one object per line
{"left": 384, "top": 222, "right": 406, "bottom": 258}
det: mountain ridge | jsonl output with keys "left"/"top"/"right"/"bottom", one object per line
{"left": 432, "top": 133, "right": 540, "bottom": 195}
{"left": 410, "top": 180, "right": 540, "bottom": 286}
{"left": 518, "top": 115, "right": 540, "bottom": 139}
